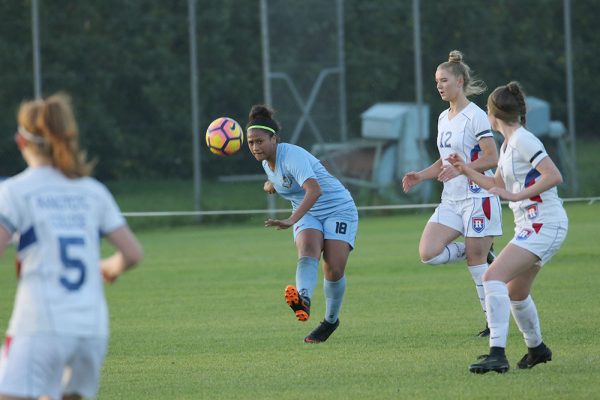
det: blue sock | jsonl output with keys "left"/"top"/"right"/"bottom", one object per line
{"left": 296, "top": 256, "right": 319, "bottom": 299}
{"left": 324, "top": 275, "right": 346, "bottom": 323}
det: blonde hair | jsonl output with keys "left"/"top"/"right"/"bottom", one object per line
{"left": 17, "top": 93, "right": 94, "bottom": 178}
{"left": 487, "top": 81, "right": 527, "bottom": 126}
{"left": 437, "top": 50, "right": 487, "bottom": 97}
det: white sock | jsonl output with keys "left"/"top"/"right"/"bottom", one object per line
{"left": 511, "top": 295, "right": 543, "bottom": 348}
{"left": 484, "top": 280, "right": 510, "bottom": 348}
{"left": 468, "top": 263, "right": 488, "bottom": 313}
{"left": 296, "top": 256, "right": 319, "bottom": 299}
{"left": 324, "top": 275, "right": 346, "bottom": 323}
{"left": 423, "top": 242, "right": 466, "bottom": 265}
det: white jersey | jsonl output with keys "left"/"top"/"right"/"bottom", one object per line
{"left": 499, "top": 127, "right": 568, "bottom": 226}
{"left": 0, "top": 166, "right": 125, "bottom": 337}
{"left": 437, "top": 102, "right": 495, "bottom": 200}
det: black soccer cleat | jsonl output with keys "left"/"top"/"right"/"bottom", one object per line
{"left": 284, "top": 285, "right": 311, "bottom": 321}
{"left": 517, "top": 343, "right": 552, "bottom": 369}
{"left": 477, "top": 324, "right": 490, "bottom": 337}
{"left": 487, "top": 244, "right": 497, "bottom": 265}
{"left": 304, "top": 319, "right": 339, "bottom": 343}
{"left": 469, "top": 353, "right": 510, "bottom": 374}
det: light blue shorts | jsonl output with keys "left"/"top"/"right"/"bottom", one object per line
{"left": 292, "top": 207, "right": 358, "bottom": 249}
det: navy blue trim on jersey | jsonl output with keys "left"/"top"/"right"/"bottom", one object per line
{"left": 529, "top": 150, "right": 544, "bottom": 164}
{"left": 475, "top": 129, "right": 491, "bottom": 138}
{"left": 18, "top": 226, "right": 37, "bottom": 251}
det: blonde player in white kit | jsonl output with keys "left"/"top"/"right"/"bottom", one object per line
{"left": 448, "top": 81, "right": 568, "bottom": 374}
{"left": 403, "top": 50, "right": 502, "bottom": 336}
{"left": 0, "top": 93, "right": 143, "bottom": 400}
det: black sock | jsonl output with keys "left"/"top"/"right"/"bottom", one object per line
{"left": 490, "top": 346, "right": 506, "bottom": 357}
{"left": 529, "top": 342, "right": 547, "bottom": 354}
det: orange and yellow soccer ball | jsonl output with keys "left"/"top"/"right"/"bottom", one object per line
{"left": 205, "top": 117, "right": 244, "bottom": 156}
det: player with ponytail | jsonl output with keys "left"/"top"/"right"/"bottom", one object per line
{"left": 246, "top": 104, "right": 358, "bottom": 343}
{"left": 402, "top": 50, "right": 502, "bottom": 337}
{"left": 448, "top": 81, "right": 568, "bottom": 373}
{"left": 0, "top": 92, "right": 143, "bottom": 399}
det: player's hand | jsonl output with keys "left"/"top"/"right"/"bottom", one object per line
{"left": 264, "top": 218, "right": 294, "bottom": 230}
{"left": 263, "top": 180, "right": 276, "bottom": 194}
{"left": 488, "top": 186, "right": 517, "bottom": 201}
{"left": 446, "top": 153, "right": 466, "bottom": 173}
{"left": 437, "top": 164, "right": 460, "bottom": 182}
{"left": 101, "top": 263, "right": 119, "bottom": 284}
{"left": 402, "top": 171, "right": 421, "bottom": 193}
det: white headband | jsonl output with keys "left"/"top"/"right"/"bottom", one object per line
{"left": 18, "top": 126, "right": 46, "bottom": 144}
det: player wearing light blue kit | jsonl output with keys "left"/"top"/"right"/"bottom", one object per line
{"left": 0, "top": 94, "right": 142, "bottom": 399}
{"left": 246, "top": 105, "right": 358, "bottom": 343}
{"left": 262, "top": 143, "right": 357, "bottom": 239}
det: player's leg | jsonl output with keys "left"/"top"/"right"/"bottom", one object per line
{"left": 465, "top": 235, "right": 494, "bottom": 336}
{"left": 294, "top": 227, "right": 323, "bottom": 299}
{"left": 322, "top": 239, "right": 351, "bottom": 321}
{"left": 286, "top": 217, "right": 324, "bottom": 322}
{"left": 508, "top": 269, "right": 552, "bottom": 369}
{"left": 304, "top": 209, "right": 357, "bottom": 343}
{"left": 506, "top": 222, "right": 567, "bottom": 369}
{"left": 62, "top": 337, "right": 107, "bottom": 400}
{"left": 419, "top": 223, "right": 464, "bottom": 264}
{"left": 0, "top": 335, "right": 67, "bottom": 400}
{"left": 469, "top": 244, "right": 538, "bottom": 374}
{"left": 463, "top": 196, "right": 503, "bottom": 337}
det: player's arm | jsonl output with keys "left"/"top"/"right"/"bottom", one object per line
{"left": 265, "top": 178, "right": 321, "bottom": 230}
{"left": 446, "top": 153, "right": 503, "bottom": 190}
{"left": 491, "top": 157, "right": 561, "bottom": 202}
{"left": 468, "top": 137, "right": 498, "bottom": 172}
{"left": 101, "top": 225, "right": 143, "bottom": 283}
{"left": 402, "top": 158, "right": 443, "bottom": 192}
{"left": 0, "top": 225, "right": 11, "bottom": 257}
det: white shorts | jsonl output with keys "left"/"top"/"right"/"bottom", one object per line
{"left": 293, "top": 207, "right": 359, "bottom": 249}
{"left": 510, "top": 221, "right": 568, "bottom": 265}
{"left": 0, "top": 334, "right": 108, "bottom": 400}
{"left": 429, "top": 197, "right": 503, "bottom": 237}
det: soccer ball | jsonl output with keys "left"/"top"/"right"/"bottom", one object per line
{"left": 205, "top": 117, "right": 244, "bottom": 156}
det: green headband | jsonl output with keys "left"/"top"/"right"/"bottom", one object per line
{"left": 247, "top": 124, "right": 276, "bottom": 134}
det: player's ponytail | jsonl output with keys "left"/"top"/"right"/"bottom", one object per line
{"left": 246, "top": 104, "right": 281, "bottom": 142}
{"left": 438, "top": 50, "right": 487, "bottom": 97}
{"left": 17, "top": 93, "right": 94, "bottom": 178}
{"left": 488, "top": 81, "right": 527, "bottom": 126}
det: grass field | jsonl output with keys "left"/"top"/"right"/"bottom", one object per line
{"left": 1, "top": 202, "right": 599, "bottom": 399}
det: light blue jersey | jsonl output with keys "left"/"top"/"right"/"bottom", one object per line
{"left": 262, "top": 143, "right": 355, "bottom": 218}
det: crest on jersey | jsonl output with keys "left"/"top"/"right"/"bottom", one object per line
{"left": 468, "top": 179, "right": 481, "bottom": 193}
{"left": 526, "top": 204, "right": 538, "bottom": 220}
{"left": 281, "top": 175, "right": 293, "bottom": 189}
{"left": 472, "top": 217, "right": 485, "bottom": 233}
{"left": 516, "top": 228, "right": 533, "bottom": 240}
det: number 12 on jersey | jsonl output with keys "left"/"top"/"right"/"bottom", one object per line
{"left": 439, "top": 131, "right": 452, "bottom": 148}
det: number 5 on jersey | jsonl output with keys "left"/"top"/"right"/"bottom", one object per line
{"left": 59, "top": 237, "right": 86, "bottom": 291}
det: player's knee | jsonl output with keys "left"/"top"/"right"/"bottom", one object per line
{"left": 421, "top": 250, "right": 446, "bottom": 265}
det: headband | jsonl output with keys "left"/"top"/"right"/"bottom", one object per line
{"left": 18, "top": 126, "right": 45, "bottom": 144}
{"left": 247, "top": 124, "right": 276, "bottom": 134}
